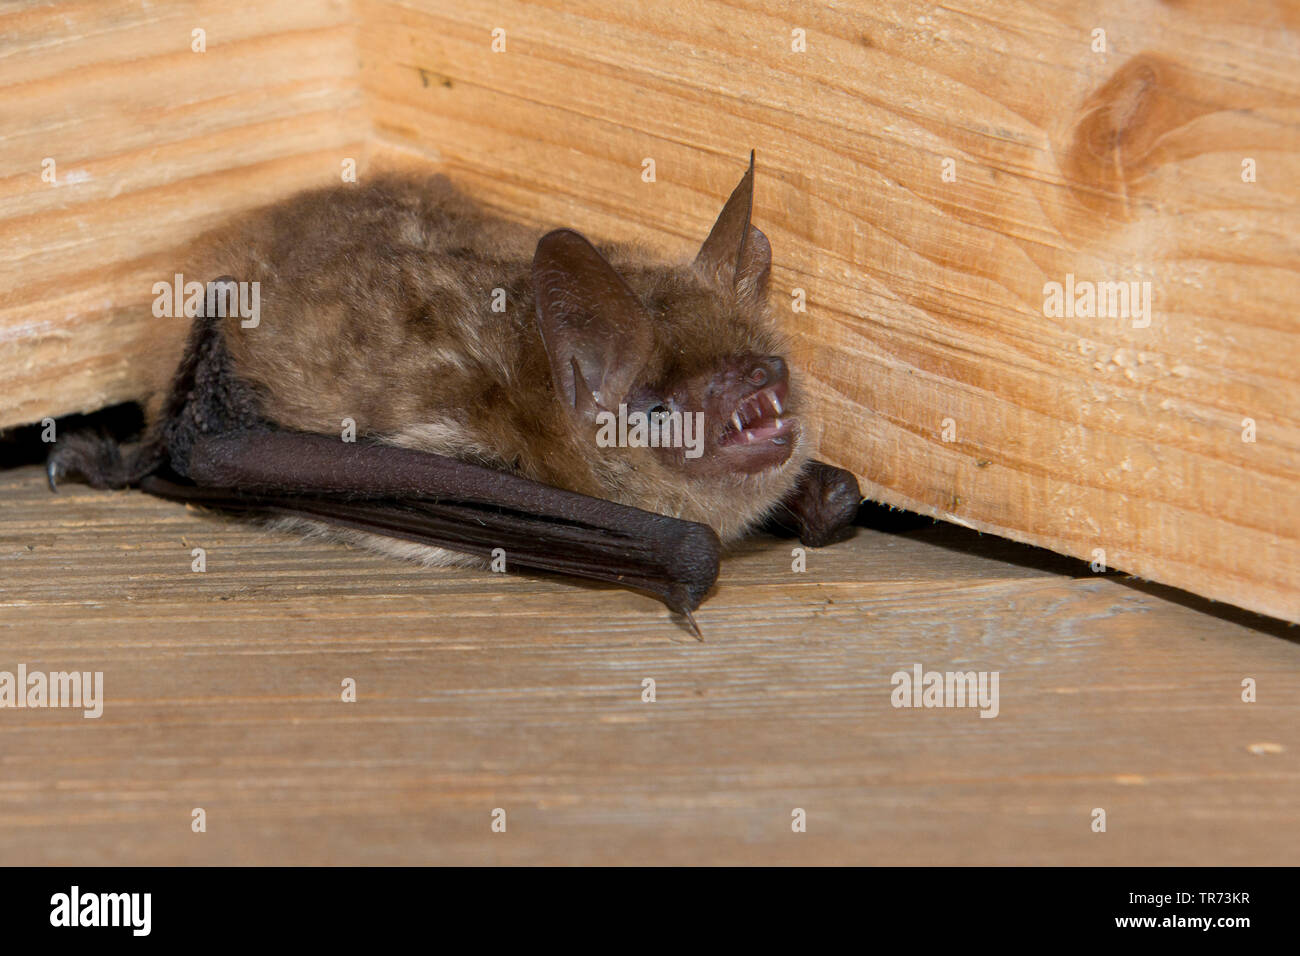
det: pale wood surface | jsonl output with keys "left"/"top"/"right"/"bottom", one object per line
{"left": 0, "top": 0, "right": 364, "bottom": 426}
{"left": 1, "top": 465, "right": 1295, "bottom": 865}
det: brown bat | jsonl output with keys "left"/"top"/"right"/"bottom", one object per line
{"left": 47, "top": 154, "right": 860, "bottom": 633}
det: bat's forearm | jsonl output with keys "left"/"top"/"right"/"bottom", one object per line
{"left": 166, "top": 430, "right": 722, "bottom": 617}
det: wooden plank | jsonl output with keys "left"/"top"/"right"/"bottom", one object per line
{"left": 4, "top": 0, "right": 1296, "bottom": 620}
{"left": 0, "top": 465, "right": 1296, "bottom": 865}
{"left": 0, "top": 0, "right": 365, "bottom": 427}
{"left": 355, "top": 0, "right": 1300, "bottom": 622}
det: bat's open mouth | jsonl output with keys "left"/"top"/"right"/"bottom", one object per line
{"left": 718, "top": 380, "right": 796, "bottom": 465}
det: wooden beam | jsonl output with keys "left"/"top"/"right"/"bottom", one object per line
{"left": 0, "top": 0, "right": 366, "bottom": 425}
{"left": 356, "top": 0, "right": 1300, "bottom": 622}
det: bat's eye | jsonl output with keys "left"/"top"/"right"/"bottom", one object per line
{"left": 649, "top": 403, "right": 669, "bottom": 417}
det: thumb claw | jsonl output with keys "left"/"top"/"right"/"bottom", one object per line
{"left": 46, "top": 459, "right": 61, "bottom": 493}
{"left": 681, "top": 609, "right": 704, "bottom": 641}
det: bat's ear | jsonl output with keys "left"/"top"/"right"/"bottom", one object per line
{"left": 694, "top": 150, "right": 772, "bottom": 306}
{"left": 533, "top": 229, "right": 654, "bottom": 421}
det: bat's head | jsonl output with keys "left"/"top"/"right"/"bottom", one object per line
{"left": 532, "top": 154, "right": 812, "bottom": 542}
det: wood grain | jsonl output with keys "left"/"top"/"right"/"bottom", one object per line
{"left": 0, "top": 0, "right": 365, "bottom": 426}
{"left": 0, "top": 465, "right": 1296, "bottom": 865}
{"left": 2, "top": 1, "right": 1297, "bottom": 622}
{"left": 355, "top": 0, "right": 1300, "bottom": 623}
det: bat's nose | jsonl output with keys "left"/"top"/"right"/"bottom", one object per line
{"left": 747, "top": 355, "right": 788, "bottom": 387}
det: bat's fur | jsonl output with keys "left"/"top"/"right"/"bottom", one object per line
{"left": 48, "top": 164, "right": 837, "bottom": 587}
{"left": 182, "top": 171, "right": 812, "bottom": 550}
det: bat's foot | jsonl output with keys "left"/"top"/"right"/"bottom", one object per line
{"left": 45, "top": 432, "right": 152, "bottom": 492}
{"left": 767, "top": 460, "right": 862, "bottom": 548}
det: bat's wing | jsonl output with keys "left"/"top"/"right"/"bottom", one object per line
{"left": 138, "top": 430, "right": 721, "bottom": 623}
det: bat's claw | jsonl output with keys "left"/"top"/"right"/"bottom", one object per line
{"left": 681, "top": 609, "right": 704, "bottom": 641}
{"left": 42, "top": 432, "right": 146, "bottom": 491}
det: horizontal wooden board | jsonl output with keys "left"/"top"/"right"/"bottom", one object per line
{"left": 1, "top": 465, "right": 1296, "bottom": 864}
{"left": 356, "top": 0, "right": 1300, "bottom": 622}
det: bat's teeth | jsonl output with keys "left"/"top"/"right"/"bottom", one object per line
{"left": 744, "top": 430, "right": 755, "bottom": 443}
{"left": 771, "top": 394, "right": 784, "bottom": 415}
{"left": 731, "top": 412, "right": 743, "bottom": 432}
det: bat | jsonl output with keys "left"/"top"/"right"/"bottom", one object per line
{"left": 47, "top": 153, "right": 861, "bottom": 634}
